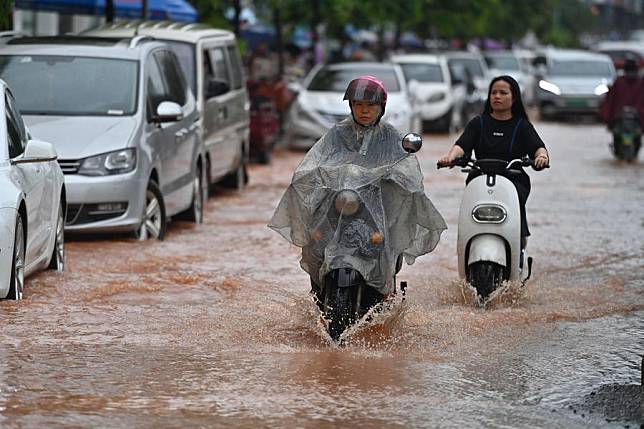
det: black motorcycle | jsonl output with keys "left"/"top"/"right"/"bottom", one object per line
{"left": 311, "top": 134, "right": 422, "bottom": 342}
{"left": 611, "top": 106, "right": 641, "bottom": 162}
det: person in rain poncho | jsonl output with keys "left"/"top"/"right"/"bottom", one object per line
{"left": 269, "top": 75, "right": 447, "bottom": 296}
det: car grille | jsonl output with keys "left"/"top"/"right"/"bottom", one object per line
{"left": 58, "top": 159, "right": 81, "bottom": 175}
{"left": 65, "top": 203, "right": 128, "bottom": 226}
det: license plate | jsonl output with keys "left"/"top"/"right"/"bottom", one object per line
{"left": 566, "top": 98, "right": 588, "bottom": 107}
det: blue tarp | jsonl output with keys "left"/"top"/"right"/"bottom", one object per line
{"left": 15, "top": 0, "right": 197, "bottom": 22}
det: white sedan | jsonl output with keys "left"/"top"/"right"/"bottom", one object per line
{"left": 285, "top": 62, "right": 419, "bottom": 150}
{"left": 0, "top": 80, "right": 65, "bottom": 300}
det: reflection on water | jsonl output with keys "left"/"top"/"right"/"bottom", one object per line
{"left": 0, "top": 123, "right": 642, "bottom": 427}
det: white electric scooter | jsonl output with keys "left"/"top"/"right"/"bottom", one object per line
{"left": 438, "top": 156, "right": 545, "bottom": 301}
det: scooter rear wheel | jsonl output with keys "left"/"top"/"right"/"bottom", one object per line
{"left": 468, "top": 261, "right": 504, "bottom": 301}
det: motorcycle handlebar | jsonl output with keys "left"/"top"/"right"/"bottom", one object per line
{"left": 437, "top": 156, "right": 550, "bottom": 170}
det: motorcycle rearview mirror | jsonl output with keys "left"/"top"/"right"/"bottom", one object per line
{"left": 402, "top": 133, "right": 422, "bottom": 153}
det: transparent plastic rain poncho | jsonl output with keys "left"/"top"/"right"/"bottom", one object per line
{"left": 269, "top": 118, "right": 447, "bottom": 295}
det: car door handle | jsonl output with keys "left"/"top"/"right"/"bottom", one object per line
{"left": 175, "top": 129, "right": 188, "bottom": 139}
{"left": 218, "top": 106, "right": 227, "bottom": 120}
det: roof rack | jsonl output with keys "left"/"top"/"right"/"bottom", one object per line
{"left": 0, "top": 31, "right": 22, "bottom": 38}
{"left": 129, "top": 34, "right": 155, "bottom": 48}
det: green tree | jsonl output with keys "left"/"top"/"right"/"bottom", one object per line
{"left": 1, "top": 0, "right": 13, "bottom": 31}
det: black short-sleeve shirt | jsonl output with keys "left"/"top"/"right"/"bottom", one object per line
{"left": 456, "top": 113, "right": 546, "bottom": 160}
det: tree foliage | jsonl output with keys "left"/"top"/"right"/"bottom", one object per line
{"left": 1, "top": 0, "right": 13, "bottom": 31}
{"left": 197, "top": 0, "right": 599, "bottom": 49}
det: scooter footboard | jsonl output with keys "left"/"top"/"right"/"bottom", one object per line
{"left": 467, "top": 234, "right": 507, "bottom": 268}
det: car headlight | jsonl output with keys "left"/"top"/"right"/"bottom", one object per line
{"left": 472, "top": 204, "right": 506, "bottom": 223}
{"left": 427, "top": 92, "right": 446, "bottom": 102}
{"left": 78, "top": 148, "right": 137, "bottom": 176}
{"left": 538, "top": 80, "right": 561, "bottom": 95}
{"left": 292, "top": 101, "right": 319, "bottom": 124}
{"left": 594, "top": 84, "right": 609, "bottom": 96}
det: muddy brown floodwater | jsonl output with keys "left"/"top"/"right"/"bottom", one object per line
{"left": 1, "top": 120, "right": 642, "bottom": 428}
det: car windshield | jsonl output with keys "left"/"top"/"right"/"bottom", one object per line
{"left": 448, "top": 58, "right": 484, "bottom": 77}
{"left": 0, "top": 55, "right": 138, "bottom": 115}
{"left": 399, "top": 63, "right": 444, "bottom": 83}
{"left": 485, "top": 56, "right": 520, "bottom": 71}
{"left": 162, "top": 40, "right": 196, "bottom": 96}
{"left": 308, "top": 67, "right": 401, "bottom": 92}
{"left": 549, "top": 60, "right": 614, "bottom": 78}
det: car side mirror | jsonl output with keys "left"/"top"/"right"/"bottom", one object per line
{"left": 402, "top": 133, "right": 422, "bottom": 153}
{"left": 11, "top": 140, "right": 57, "bottom": 164}
{"left": 154, "top": 101, "right": 183, "bottom": 123}
{"left": 205, "top": 78, "right": 230, "bottom": 98}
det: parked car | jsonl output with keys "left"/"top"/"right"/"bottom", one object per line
{"left": 594, "top": 41, "right": 644, "bottom": 73}
{"left": 533, "top": 48, "right": 616, "bottom": 120}
{"left": 444, "top": 51, "right": 491, "bottom": 123}
{"left": 0, "top": 35, "right": 203, "bottom": 240}
{"left": 285, "top": 62, "right": 417, "bottom": 150}
{"left": 391, "top": 53, "right": 466, "bottom": 133}
{"left": 483, "top": 50, "right": 535, "bottom": 105}
{"left": 0, "top": 79, "right": 65, "bottom": 300}
{"left": 83, "top": 21, "right": 250, "bottom": 191}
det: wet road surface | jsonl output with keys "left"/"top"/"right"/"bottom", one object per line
{"left": 1, "top": 119, "right": 643, "bottom": 428}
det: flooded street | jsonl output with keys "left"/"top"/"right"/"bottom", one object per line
{"left": 2, "top": 119, "right": 643, "bottom": 428}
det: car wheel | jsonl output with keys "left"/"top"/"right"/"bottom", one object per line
{"left": 223, "top": 158, "right": 248, "bottom": 191}
{"left": 135, "top": 180, "right": 166, "bottom": 241}
{"left": 47, "top": 201, "right": 65, "bottom": 271}
{"left": 183, "top": 166, "right": 205, "bottom": 224}
{"left": 257, "top": 150, "right": 271, "bottom": 165}
{"left": 7, "top": 215, "right": 25, "bottom": 300}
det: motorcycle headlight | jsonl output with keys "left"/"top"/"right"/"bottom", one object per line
{"left": 78, "top": 148, "right": 137, "bottom": 176}
{"left": 334, "top": 190, "right": 360, "bottom": 215}
{"left": 594, "top": 83, "right": 609, "bottom": 96}
{"left": 538, "top": 80, "right": 561, "bottom": 96}
{"left": 472, "top": 204, "right": 506, "bottom": 223}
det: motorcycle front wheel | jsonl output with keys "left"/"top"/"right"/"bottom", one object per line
{"left": 468, "top": 261, "right": 504, "bottom": 301}
{"left": 324, "top": 283, "right": 354, "bottom": 341}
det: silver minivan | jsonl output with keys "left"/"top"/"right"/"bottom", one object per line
{"left": 84, "top": 21, "right": 250, "bottom": 191}
{"left": 0, "top": 35, "right": 204, "bottom": 240}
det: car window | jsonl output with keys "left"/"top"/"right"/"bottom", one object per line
{"left": 146, "top": 54, "right": 167, "bottom": 119}
{"left": 209, "top": 47, "right": 230, "bottom": 86}
{"left": 6, "top": 94, "right": 25, "bottom": 158}
{"left": 163, "top": 40, "right": 196, "bottom": 96}
{"left": 0, "top": 55, "right": 138, "bottom": 116}
{"left": 154, "top": 51, "right": 187, "bottom": 106}
{"left": 226, "top": 44, "right": 243, "bottom": 89}
{"left": 485, "top": 56, "right": 520, "bottom": 71}
{"left": 549, "top": 60, "right": 614, "bottom": 78}
{"left": 5, "top": 92, "right": 27, "bottom": 143}
{"left": 399, "top": 63, "right": 444, "bottom": 83}
{"left": 448, "top": 58, "right": 484, "bottom": 78}
{"left": 308, "top": 68, "right": 401, "bottom": 92}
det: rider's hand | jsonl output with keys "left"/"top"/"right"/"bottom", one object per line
{"left": 533, "top": 154, "right": 549, "bottom": 170}
{"left": 437, "top": 155, "right": 454, "bottom": 167}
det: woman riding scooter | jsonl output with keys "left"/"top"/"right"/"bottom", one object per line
{"left": 438, "top": 75, "right": 549, "bottom": 248}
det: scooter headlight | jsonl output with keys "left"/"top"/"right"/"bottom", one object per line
{"left": 472, "top": 204, "right": 507, "bottom": 223}
{"left": 334, "top": 190, "right": 360, "bottom": 215}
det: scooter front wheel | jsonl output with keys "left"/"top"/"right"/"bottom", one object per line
{"left": 468, "top": 261, "right": 504, "bottom": 300}
{"left": 325, "top": 284, "right": 353, "bottom": 341}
